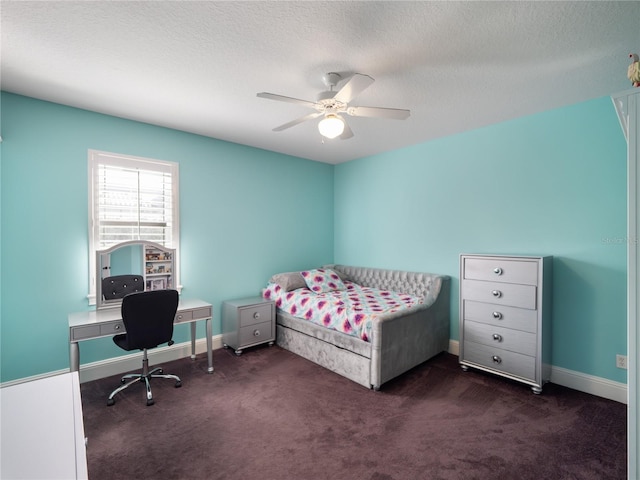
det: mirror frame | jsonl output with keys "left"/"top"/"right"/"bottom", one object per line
{"left": 96, "top": 240, "right": 176, "bottom": 310}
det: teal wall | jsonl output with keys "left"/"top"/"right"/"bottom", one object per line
{"left": 0, "top": 92, "right": 628, "bottom": 385}
{"left": 0, "top": 92, "right": 334, "bottom": 382}
{"left": 334, "top": 96, "right": 628, "bottom": 383}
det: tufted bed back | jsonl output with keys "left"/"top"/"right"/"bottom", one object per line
{"left": 329, "top": 264, "right": 446, "bottom": 307}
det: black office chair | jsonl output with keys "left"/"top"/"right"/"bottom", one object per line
{"left": 107, "top": 289, "right": 181, "bottom": 406}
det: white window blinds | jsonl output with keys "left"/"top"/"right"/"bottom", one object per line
{"left": 96, "top": 164, "right": 174, "bottom": 248}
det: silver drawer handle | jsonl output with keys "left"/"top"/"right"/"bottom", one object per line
{"left": 492, "top": 333, "right": 503, "bottom": 342}
{"left": 114, "top": 325, "right": 121, "bottom": 330}
{"left": 253, "top": 329, "right": 261, "bottom": 337}
{"left": 492, "top": 311, "right": 503, "bottom": 319}
{"left": 177, "top": 315, "right": 183, "bottom": 320}
{"left": 492, "top": 355, "right": 502, "bottom": 364}
{"left": 493, "top": 267, "right": 503, "bottom": 275}
{"left": 253, "top": 312, "right": 261, "bottom": 320}
{"left": 492, "top": 290, "right": 502, "bottom": 298}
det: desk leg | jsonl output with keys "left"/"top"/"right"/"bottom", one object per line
{"left": 206, "top": 318, "right": 214, "bottom": 373}
{"left": 70, "top": 341, "right": 80, "bottom": 372}
{"left": 190, "top": 323, "right": 197, "bottom": 360}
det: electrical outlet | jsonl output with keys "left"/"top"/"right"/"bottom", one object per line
{"left": 616, "top": 354, "right": 627, "bottom": 369}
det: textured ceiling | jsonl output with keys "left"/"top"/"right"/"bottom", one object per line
{"left": 2, "top": 1, "right": 639, "bottom": 164}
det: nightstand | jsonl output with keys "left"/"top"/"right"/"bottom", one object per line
{"left": 222, "top": 296, "right": 276, "bottom": 356}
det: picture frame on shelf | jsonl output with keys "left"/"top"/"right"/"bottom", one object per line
{"left": 149, "top": 278, "right": 166, "bottom": 291}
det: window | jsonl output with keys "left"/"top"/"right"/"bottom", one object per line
{"left": 88, "top": 150, "right": 179, "bottom": 304}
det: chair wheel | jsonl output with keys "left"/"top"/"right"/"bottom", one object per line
{"left": 107, "top": 398, "right": 115, "bottom": 406}
{"left": 146, "top": 399, "right": 154, "bottom": 406}
{"left": 175, "top": 381, "right": 182, "bottom": 388}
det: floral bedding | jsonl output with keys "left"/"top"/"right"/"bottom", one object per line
{"left": 262, "top": 276, "right": 423, "bottom": 342}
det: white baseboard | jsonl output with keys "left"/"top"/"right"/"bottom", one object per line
{"left": 3, "top": 337, "right": 628, "bottom": 405}
{"left": 76, "top": 335, "right": 225, "bottom": 384}
{"left": 448, "top": 340, "right": 627, "bottom": 404}
{"left": 549, "top": 365, "right": 627, "bottom": 404}
{"left": 0, "top": 335, "right": 224, "bottom": 389}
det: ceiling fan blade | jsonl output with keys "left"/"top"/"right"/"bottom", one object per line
{"left": 347, "top": 106, "right": 410, "bottom": 120}
{"left": 272, "top": 112, "right": 323, "bottom": 132}
{"left": 333, "top": 74, "right": 374, "bottom": 104}
{"left": 340, "top": 120, "right": 354, "bottom": 140}
{"left": 257, "top": 92, "right": 317, "bottom": 109}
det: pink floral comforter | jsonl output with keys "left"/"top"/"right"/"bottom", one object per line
{"left": 262, "top": 281, "right": 422, "bottom": 342}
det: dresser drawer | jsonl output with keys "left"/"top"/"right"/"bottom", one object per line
{"left": 239, "top": 303, "right": 273, "bottom": 327}
{"left": 238, "top": 320, "right": 274, "bottom": 346}
{"left": 463, "top": 300, "right": 537, "bottom": 333}
{"left": 463, "top": 341, "right": 536, "bottom": 381}
{"left": 463, "top": 320, "right": 537, "bottom": 356}
{"left": 463, "top": 257, "right": 538, "bottom": 285}
{"left": 462, "top": 279, "right": 537, "bottom": 309}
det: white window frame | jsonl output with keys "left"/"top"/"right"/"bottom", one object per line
{"left": 87, "top": 149, "right": 180, "bottom": 305}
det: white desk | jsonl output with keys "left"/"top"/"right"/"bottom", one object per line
{"left": 68, "top": 298, "right": 214, "bottom": 374}
{"left": 0, "top": 372, "right": 88, "bottom": 479}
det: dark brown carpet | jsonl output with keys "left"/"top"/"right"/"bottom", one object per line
{"left": 80, "top": 347, "right": 627, "bottom": 480}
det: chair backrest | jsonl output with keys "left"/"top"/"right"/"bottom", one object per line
{"left": 120, "top": 289, "right": 179, "bottom": 350}
{"left": 102, "top": 275, "right": 144, "bottom": 300}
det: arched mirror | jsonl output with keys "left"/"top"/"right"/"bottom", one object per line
{"left": 96, "top": 240, "right": 175, "bottom": 310}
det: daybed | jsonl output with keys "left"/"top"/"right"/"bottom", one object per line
{"left": 263, "top": 264, "right": 451, "bottom": 390}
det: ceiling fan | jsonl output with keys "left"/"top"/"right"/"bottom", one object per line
{"left": 257, "top": 72, "right": 410, "bottom": 140}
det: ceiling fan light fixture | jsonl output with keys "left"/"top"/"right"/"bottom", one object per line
{"left": 318, "top": 114, "right": 345, "bottom": 139}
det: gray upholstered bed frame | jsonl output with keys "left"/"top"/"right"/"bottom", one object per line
{"left": 275, "top": 264, "right": 451, "bottom": 390}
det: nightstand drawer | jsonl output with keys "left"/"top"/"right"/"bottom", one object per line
{"left": 463, "top": 257, "right": 538, "bottom": 285}
{"left": 239, "top": 303, "right": 273, "bottom": 327}
{"left": 462, "top": 279, "right": 537, "bottom": 309}
{"left": 463, "top": 321, "right": 537, "bottom": 356}
{"left": 463, "top": 341, "right": 536, "bottom": 381}
{"left": 238, "top": 321, "right": 274, "bottom": 346}
{"left": 463, "top": 300, "right": 537, "bottom": 333}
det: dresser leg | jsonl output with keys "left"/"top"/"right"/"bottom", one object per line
{"left": 531, "top": 386, "right": 542, "bottom": 394}
{"left": 461, "top": 364, "right": 469, "bottom": 372}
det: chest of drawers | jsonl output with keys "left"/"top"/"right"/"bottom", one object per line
{"left": 459, "top": 254, "right": 552, "bottom": 393}
{"left": 222, "top": 296, "right": 276, "bottom": 356}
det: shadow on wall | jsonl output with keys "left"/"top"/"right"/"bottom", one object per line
{"left": 551, "top": 256, "right": 626, "bottom": 376}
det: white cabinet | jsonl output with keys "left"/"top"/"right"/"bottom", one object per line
{"left": 612, "top": 87, "right": 640, "bottom": 479}
{"left": 459, "top": 254, "right": 552, "bottom": 394}
{"left": 0, "top": 372, "right": 88, "bottom": 479}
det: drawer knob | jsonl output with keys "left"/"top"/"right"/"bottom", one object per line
{"left": 492, "top": 311, "right": 503, "bottom": 319}
{"left": 492, "top": 355, "right": 502, "bottom": 364}
{"left": 253, "top": 329, "right": 261, "bottom": 337}
{"left": 492, "top": 290, "right": 502, "bottom": 298}
{"left": 492, "top": 333, "right": 503, "bottom": 342}
{"left": 493, "top": 267, "right": 503, "bottom": 275}
{"left": 177, "top": 315, "right": 183, "bottom": 320}
{"left": 253, "top": 312, "right": 261, "bottom": 320}
{"left": 114, "top": 325, "right": 120, "bottom": 330}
